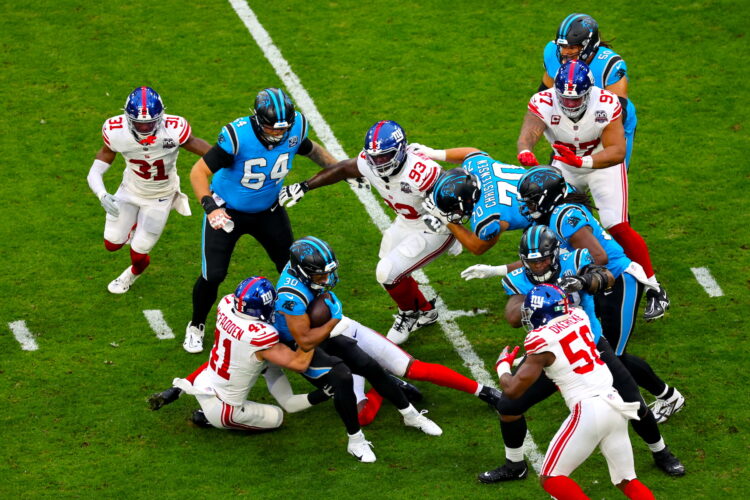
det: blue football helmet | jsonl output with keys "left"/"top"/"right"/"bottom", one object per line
{"left": 554, "top": 60, "right": 595, "bottom": 120}
{"left": 124, "top": 86, "right": 164, "bottom": 141}
{"left": 519, "top": 225, "right": 561, "bottom": 284}
{"left": 432, "top": 168, "right": 481, "bottom": 223}
{"left": 289, "top": 236, "right": 339, "bottom": 291}
{"left": 555, "top": 13, "right": 600, "bottom": 63}
{"left": 252, "top": 88, "right": 296, "bottom": 148}
{"left": 518, "top": 166, "right": 569, "bottom": 220}
{"left": 363, "top": 120, "right": 408, "bottom": 178}
{"left": 233, "top": 276, "right": 278, "bottom": 322}
{"left": 521, "top": 284, "right": 570, "bottom": 331}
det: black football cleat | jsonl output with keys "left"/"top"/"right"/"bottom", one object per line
{"left": 391, "top": 375, "right": 423, "bottom": 403}
{"left": 644, "top": 286, "right": 670, "bottom": 322}
{"left": 478, "top": 459, "right": 529, "bottom": 483}
{"left": 191, "top": 409, "right": 213, "bottom": 428}
{"left": 148, "top": 386, "right": 182, "bottom": 411}
{"left": 477, "top": 385, "right": 504, "bottom": 412}
{"left": 653, "top": 446, "right": 686, "bottom": 477}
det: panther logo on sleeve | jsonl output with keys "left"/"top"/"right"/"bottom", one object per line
{"left": 282, "top": 300, "right": 297, "bottom": 312}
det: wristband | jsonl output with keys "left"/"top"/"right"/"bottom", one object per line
{"left": 496, "top": 361, "right": 511, "bottom": 378}
{"left": 433, "top": 149, "right": 447, "bottom": 162}
{"left": 201, "top": 195, "right": 220, "bottom": 214}
{"left": 518, "top": 149, "right": 532, "bottom": 155}
{"left": 300, "top": 180, "right": 310, "bottom": 193}
{"left": 496, "top": 265, "right": 509, "bottom": 277}
{"left": 581, "top": 156, "right": 594, "bottom": 169}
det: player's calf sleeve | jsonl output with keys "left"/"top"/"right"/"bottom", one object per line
{"left": 406, "top": 359, "right": 478, "bottom": 394}
{"left": 384, "top": 276, "right": 428, "bottom": 311}
{"left": 500, "top": 415, "right": 528, "bottom": 450}
{"left": 192, "top": 277, "right": 220, "bottom": 326}
{"left": 358, "top": 389, "right": 384, "bottom": 426}
{"left": 185, "top": 362, "right": 209, "bottom": 384}
{"left": 104, "top": 239, "right": 124, "bottom": 252}
{"left": 542, "top": 476, "right": 590, "bottom": 500}
{"left": 619, "top": 353, "right": 667, "bottom": 397}
{"left": 328, "top": 363, "right": 360, "bottom": 435}
{"left": 622, "top": 479, "right": 655, "bottom": 500}
{"left": 630, "top": 407, "right": 662, "bottom": 447}
{"left": 608, "top": 222, "right": 655, "bottom": 278}
{"left": 129, "top": 248, "right": 150, "bottom": 275}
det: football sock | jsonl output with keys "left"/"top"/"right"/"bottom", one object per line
{"left": 500, "top": 416, "right": 527, "bottom": 451}
{"left": 657, "top": 386, "right": 674, "bottom": 400}
{"left": 608, "top": 222, "right": 655, "bottom": 278}
{"left": 619, "top": 353, "right": 667, "bottom": 397}
{"left": 104, "top": 239, "right": 124, "bottom": 252}
{"left": 623, "top": 479, "right": 655, "bottom": 500}
{"left": 505, "top": 445, "right": 525, "bottom": 463}
{"left": 185, "top": 362, "right": 208, "bottom": 384}
{"left": 647, "top": 437, "right": 666, "bottom": 453}
{"left": 542, "top": 476, "right": 590, "bottom": 500}
{"left": 385, "top": 276, "right": 428, "bottom": 311}
{"left": 405, "top": 359, "right": 479, "bottom": 394}
{"left": 129, "top": 248, "right": 150, "bottom": 275}
{"left": 631, "top": 410, "right": 663, "bottom": 448}
{"left": 192, "top": 276, "right": 220, "bottom": 326}
{"left": 357, "top": 389, "right": 383, "bottom": 426}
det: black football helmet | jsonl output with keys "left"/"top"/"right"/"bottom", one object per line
{"left": 251, "top": 88, "right": 296, "bottom": 148}
{"left": 519, "top": 225, "right": 561, "bottom": 284}
{"left": 517, "top": 166, "right": 568, "bottom": 220}
{"left": 289, "top": 236, "right": 339, "bottom": 291}
{"left": 431, "top": 168, "right": 481, "bottom": 223}
{"left": 555, "top": 13, "right": 601, "bottom": 63}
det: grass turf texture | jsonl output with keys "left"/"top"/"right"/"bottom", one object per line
{"left": 1, "top": 0, "right": 748, "bottom": 498}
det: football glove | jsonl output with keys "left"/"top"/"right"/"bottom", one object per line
{"left": 460, "top": 264, "right": 508, "bottom": 281}
{"left": 557, "top": 275, "right": 586, "bottom": 293}
{"left": 496, "top": 346, "right": 520, "bottom": 377}
{"left": 517, "top": 150, "right": 539, "bottom": 166}
{"left": 208, "top": 209, "right": 233, "bottom": 232}
{"left": 410, "top": 143, "right": 446, "bottom": 162}
{"left": 422, "top": 197, "right": 450, "bottom": 225}
{"left": 324, "top": 292, "right": 343, "bottom": 320}
{"left": 553, "top": 144, "right": 593, "bottom": 168}
{"left": 99, "top": 193, "right": 119, "bottom": 217}
{"left": 279, "top": 181, "right": 310, "bottom": 208}
{"left": 346, "top": 177, "right": 371, "bottom": 190}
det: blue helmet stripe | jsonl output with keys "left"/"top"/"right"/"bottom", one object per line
{"left": 305, "top": 236, "right": 333, "bottom": 263}
{"left": 265, "top": 88, "right": 284, "bottom": 122}
{"left": 560, "top": 13, "right": 584, "bottom": 39}
{"left": 533, "top": 225, "right": 540, "bottom": 252}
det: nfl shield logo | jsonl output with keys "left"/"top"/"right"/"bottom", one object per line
{"left": 551, "top": 115, "right": 561, "bottom": 125}
{"left": 400, "top": 182, "right": 412, "bottom": 194}
{"left": 595, "top": 111, "right": 607, "bottom": 123}
{"left": 288, "top": 136, "right": 299, "bottom": 147}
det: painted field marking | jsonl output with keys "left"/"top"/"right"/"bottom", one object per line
{"left": 229, "top": 0, "right": 544, "bottom": 472}
{"left": 8, "top": 320, "right": 39, "bottom": 351}
{"left": 690, "top": 267, "right": 724, "bottom": 297}
{"left": 143, "top": 310, "right": 175, "bottom": 340}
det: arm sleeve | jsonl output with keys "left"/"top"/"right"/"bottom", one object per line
{"left": 202, "top": 144, "right": 235, "bottom": 173}
{"left": 297, "top": 137, "right": 313, "bottom": 156}
{"left": 87, "top": 159, "right": 112, "bottom": 198}
{"left": 263, "top": 364, "right": 313, "bottom": 413}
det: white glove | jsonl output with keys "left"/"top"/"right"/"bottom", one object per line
{"left": 99, "top": 193, "right": 119, "bottom": 217}
{"left": 279, "top": 181, "right": 309, "bottom": 208}
{"left": 410, "top": 143, "right": 446, "bottom": 162}
{"left": 346, "top": 177, "right": 371, "bottom": 190}
{"left": 460, "top": 264, "right": 508, "bottom": 281}
{"left": 328, "top": 316, "right": 351, "bottom": 338}
{"left": 422, "top": 197, "right": 450, "bottom": 225}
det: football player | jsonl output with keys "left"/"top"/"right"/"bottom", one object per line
{"left": 279, "top": 120, "right": 460, "bottom": 345}
{"left": 184, "top": 88, "right": 339, "bottom": 354}
{"left": 87, "top": 86, "right": 211, "bottom": 294}
{"left": 273, "top": 236, "right": 443, "bottom": 463}
{"left": 496, "top": 285, "right": 656, "bottom": 500}
{"left": 516, "top": 61, "right": 669, "bottom": 321}
{"left": 469, "top": 226, "right": 684, "bottom": 483}
{"left": 148, "top": 276, "right": 322, "bottom": 433}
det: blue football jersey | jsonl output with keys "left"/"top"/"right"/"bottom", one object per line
{"left": 273, "top": 263, "right": 318, "bottom": 343}
{"left": 547, "top": 203, "right": 630, "bottom": 279}
{"left": 210, "top": 111, "right": 309, "bottom": 213}
{"left": 502, "top": 248, "right": 603, "bottom": 342}
{"left": 462, "top": 152, "right": 531, "bottom": 241}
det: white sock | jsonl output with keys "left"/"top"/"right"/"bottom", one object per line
{"left": 352, "top": 374, "right": 367, "bottom": 404}
{"left": 648, "top": 438, "right": 666, "bottom": 453}
{"left": 348, "top": 430, "right": 365, "bottom": 440}
{"left": 398, "top": 404, "right": 417, "bottom": 416}
{"left": 505, "top": 446, "right": 525, "bottom": 462}
{"left": 656, "top": 385, "right": 670, "bottom": 398}
{"left": 474, "top": 383, "right": 484, "bottom": 396}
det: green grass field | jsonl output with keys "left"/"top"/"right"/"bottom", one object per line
{"left": 2, "top": 1, "right": 748, "bottom": 498}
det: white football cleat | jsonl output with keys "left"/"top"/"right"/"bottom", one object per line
{"left": 403, "top": 407, "right": 442, "bottom": 436}
{"left": 386, "top": 310, "right": 420, "bottom": 345}
{"left": 183, "top": 322, "right": 205, "bottom": 354}
{"left": 347, "top": 431, "right": 376, "bottom": 463}
{"left": 108, "top": 266, "right": 139, "bottom": 294}
{"left": 650, "top": 388, "right": 685, "bottom": 424}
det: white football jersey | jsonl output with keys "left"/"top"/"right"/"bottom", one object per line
{"left": 206, "top": 295, "right": 280, "bottom": 407}
{"left": 101, "top": 113, "right": 192, "bottom": 198}
{"left": 528, "top": 87, "right": 622, "bottom": 170}
{"left": 356, "top": 145, "right": 443, "bottom": 227}
{"left": 524, "top": 308, "right": 613, "bottom": 409}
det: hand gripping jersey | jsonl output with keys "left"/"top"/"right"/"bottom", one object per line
{"left": 101, "top": 113, "right": 192, "bottom": 199}
{"left": 524, "top": 308, "right": 611, "bottom": 410}
{"left": 461, "top": 152, "right": 531, "bottom": 240}
{"left": 210, "top": 112, "right": 309, "bottom": 213}
{"left": 273, "top": 263, "right": 320, "bottom": 344}
{"left": 502, "top": 248, "right": 603, "bottom": 342}
{"left": 543, "top": 42, "right": 637, "bottom": 138}
{"left": 356, "top": 145, "right": 442, "bottom": 227}
{"left": 528, "top": 86, "right": 622, "bottom": 172}
{"left": 547, "top": 203, "right": 630, "bottom": 278}
{"left": 207, "top": 295, "right": 280, "bottom": 407}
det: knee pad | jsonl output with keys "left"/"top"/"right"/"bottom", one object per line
{"left": 376, "top": 258, "right": 393, "bottom": 285}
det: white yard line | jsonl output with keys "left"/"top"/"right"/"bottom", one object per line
{"left": 229, "top": 0, "right": 544, "bottom": 472}
{"left": 143, "top": 310, "right": 175, "bottom": 340}
{"left": 8, "top": 320, "right": 39, "bottom": 351}
{"left": 690, "top": 267, "right": 724, "bottom": 297}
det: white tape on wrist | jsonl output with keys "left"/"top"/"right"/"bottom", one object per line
{"left": 433, "top": 149, "right": 447, "bottom": 162}
{"left": 496, "top": 361, "right": 511, "bottom": 379}
{"left": 581, "top": 156, "right": 594, "bottom": 169}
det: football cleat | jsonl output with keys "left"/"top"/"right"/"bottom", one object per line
{"left": 391, "top": 375, "right": 423, "bottom": 403}
{"left": 386, "top": 310, "right": 420, "bottom": 345}
{"left": 652, "top": 446, "right": 686, "bottom": 477}
{"left": 148, "top": 386, "right": 182, "bottom": 411}
{"left": 644, "top": 286, "right": 670, "bottom": 321}
{"left": 416, "top": 300, "right": 439, "bottom": 327}
{"left": 477, "top": 459, "right": 529, "bottom": 483}
{"left": 402, "top": 408, "right": 442, "bottom": 436}
{"left": 649, "top": 388, "right": 685, "bottom": 424}
{"left": 183, "top": 322, "right": 205, "bottom": 354}
{"left": 108, "top": 266, "right": 140, "bottom": 294}
{"left": 347, "top": 430, "right": 376, "bottom": 463}
{"left": 191, "top": 409, "right": 212, "bottom": 428}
